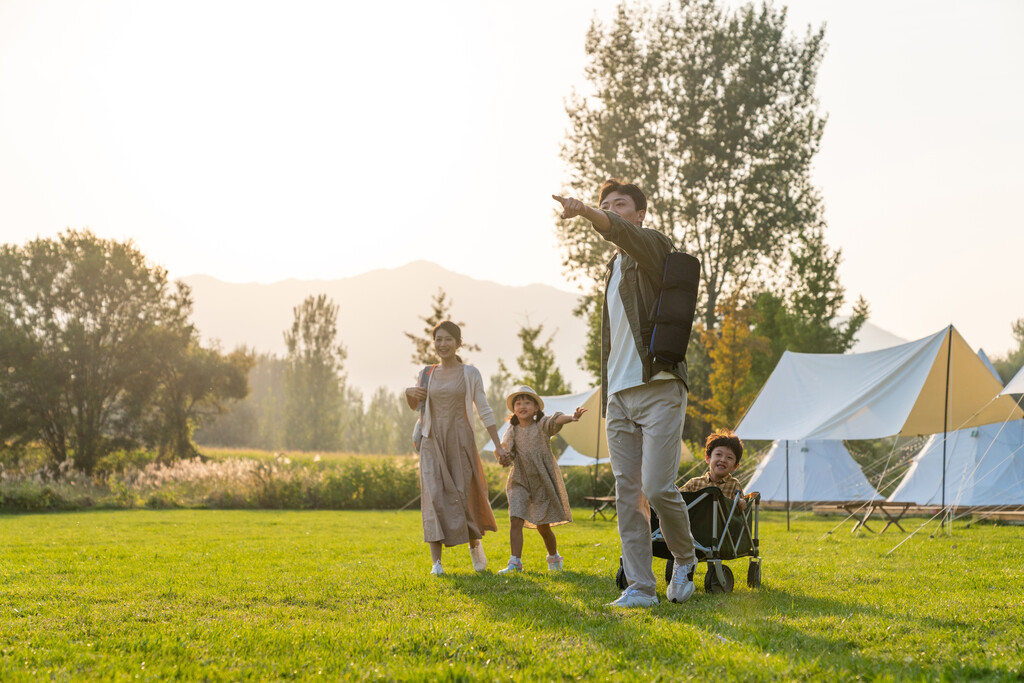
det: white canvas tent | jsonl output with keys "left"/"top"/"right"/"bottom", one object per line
{"left": 735, "top": 326, "right": 1022, "bottom": 442}
{"left": 888, "top": 420, "right": 1024, "bottom": 506}
{"left": 735, "top": 326, "right": 1023, "bottom": 522}
{"left": 746, "top": 440, "right": 882, "bottom": 504}
{"left": 1002, "top": 365, "right": 1024, "bottom": 396}
{"left": 557, "top": 445, "right": 609, "bottom": 467}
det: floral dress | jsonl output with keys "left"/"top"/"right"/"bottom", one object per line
{"left": 418, "top": 367, "right": 497, "bottom": 545}
{"left": 501, "top": 413, "right": 573, "bottom": 528}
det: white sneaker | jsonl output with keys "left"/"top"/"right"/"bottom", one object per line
{"left": 430, "top": 560, "right": 444, "bottom": 576}
{"left": 608, "top": 586, "right": 658, "bottom": 608}
{"left": 469, "top": 543, "right": 487, "bottom": 571}
{"left": 497, "top": 557, "right": 523, "bottom": 575}
{"left": 667, "top": 562, "right": 695, "bottom": 603}
{"left": 546, "top": 553, "right": 564, "bottom": 571}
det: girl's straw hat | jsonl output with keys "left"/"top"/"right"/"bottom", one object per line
{"left": 506, "top": 385, "right": 544, "bottom": 413}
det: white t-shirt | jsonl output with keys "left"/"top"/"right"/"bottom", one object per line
{"left": 607, "top": 254, "right": 677, "bottom": 398}
{"left": 607, "top": 256, "right": 644, "bottom": 397}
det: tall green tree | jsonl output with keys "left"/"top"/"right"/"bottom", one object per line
{"left": 560, "top": 0, "right": 829, "bottom": 371}
{"left": 283, "top": 294, "right": 347, "bottom": 451}
{"left": 405, "top": 288, "right": 481, "bottom": 366}
{"left": 575, "top": 293, "right": 604, "bottom": 384}
{"left": 143, "top": 341, "right": 253, "bottom": 460}
{"left": 515, "top": 323, "right": 571, "bottom": 396}
{"left": 690, "top": 297, "right": 767, "bottom": 430}
{"left": 750, "top": 229, "right": 868, "bottom": 388}
{"left": 0, "top": 230, "right": 196, "bottom": 472}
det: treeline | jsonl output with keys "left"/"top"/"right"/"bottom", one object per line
{"left": 0, "top": 231, "right": 252, "bottom": 473}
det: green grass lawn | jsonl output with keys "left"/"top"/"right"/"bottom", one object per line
{"left": 1, "top": 509, "right": 1021, "bottom": 681}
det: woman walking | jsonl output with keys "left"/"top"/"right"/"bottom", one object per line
{"left": 405, "top": 321, "right": 509, "bottom": 575}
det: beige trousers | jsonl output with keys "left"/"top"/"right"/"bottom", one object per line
{"left": 607, "top": 379, "right": 695, "bottom": 596}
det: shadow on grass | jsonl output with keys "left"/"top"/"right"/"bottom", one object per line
{"left": 436, "top": 565, "right": 990, "bottom": 680}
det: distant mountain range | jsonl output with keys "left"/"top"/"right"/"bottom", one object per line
{"left": 182, "top": 262, "right": 905, "bottom": 399}
{"left": 182, "top": 261, "right": 591, "bottom": 400}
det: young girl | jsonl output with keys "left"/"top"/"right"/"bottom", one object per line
{"left": 496, "top": 385, "right": 586, "bottom": 574}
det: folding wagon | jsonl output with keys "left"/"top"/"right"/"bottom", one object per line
{"left": 615, "top": 487, "right": 762, "bottom": 593}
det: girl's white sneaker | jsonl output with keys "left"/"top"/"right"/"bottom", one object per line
{"left": 498, "top": 557, "right": 523, "bottom": 574}
{"left": 430, "top": 560, "right": 444, "bottom": 576}
{"left": 469, "top": 543, "right": 487, "bottom": 571}
{"left": 546, "top": 553, "right": 564, "bottom": 571}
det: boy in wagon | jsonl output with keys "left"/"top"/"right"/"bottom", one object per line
{"left": 681, "top": 430, "right": 747, "bottom": 510}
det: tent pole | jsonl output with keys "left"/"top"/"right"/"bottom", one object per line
{"left": 785, "top": 439, "right": 791, "bottom": 532}
{"left": 942, "top": 325, "right": 952, "bottom": 531}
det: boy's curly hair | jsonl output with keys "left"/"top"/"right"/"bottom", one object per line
{"left": 704, "top": 429, "right": 744, "bottom": 464}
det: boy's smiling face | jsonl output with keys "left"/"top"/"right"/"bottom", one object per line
{"left": 706, "top": 445, "right": 739, "bottom": 480}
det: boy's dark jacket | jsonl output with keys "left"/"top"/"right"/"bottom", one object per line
{"left": 599, "top": 210, "right": 689, "bottom": 414}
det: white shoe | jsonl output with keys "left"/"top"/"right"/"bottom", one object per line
{"left": 430, "top": 560, "right": 444, "bottom": 576}
{"left": 497, "top": 557, "right": 523, "bottom": 575}
{"left": 608, "top": 586, "right": 658, "bottom": 608}
{"left": 469, "top": 543, "right": 487, "bottom": 572}
{"left": 546, "top": 553, "right": 564, "bottom": 571}
{"left": 667, "top": 562, "right": 695, "bottom": 603}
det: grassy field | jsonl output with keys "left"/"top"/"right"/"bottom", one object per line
{"left": 1, "top": 509, "right": 1021, "bottom": 681}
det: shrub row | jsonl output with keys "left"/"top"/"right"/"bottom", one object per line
{"left": 0, "top": 453, "right": 618, "bottom": 512}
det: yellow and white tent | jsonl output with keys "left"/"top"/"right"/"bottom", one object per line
{"left": 735, "top": 325, "right": 1022, "bottom": 441}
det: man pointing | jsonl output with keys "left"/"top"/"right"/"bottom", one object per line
{"left": 554, "top": 180, "right": 696, "bottom": 607}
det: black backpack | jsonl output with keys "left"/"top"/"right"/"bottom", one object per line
{"left": 642, "top": 251, "right": 701, "bottom": 365}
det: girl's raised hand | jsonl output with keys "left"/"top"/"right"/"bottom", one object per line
{"left": 571, "top": 407, "right": 587, "bottom": 422}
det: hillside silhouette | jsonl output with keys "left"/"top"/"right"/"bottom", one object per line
{"left": 182, "top": 261, "right": 591, "bottom": 399}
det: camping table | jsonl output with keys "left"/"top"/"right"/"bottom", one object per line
{"left": 584, "top": 496, "right": 617, "bottom": 520}
{"left": 844, "top": 501, "right": 912, "bottom": 534}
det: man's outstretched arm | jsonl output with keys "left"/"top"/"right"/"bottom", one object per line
{"left": 552, "top": 194, "right": 611, "bottom": 235}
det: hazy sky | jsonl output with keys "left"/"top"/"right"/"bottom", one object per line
{"left": 1, "top": 0, "right": 1022, "bottom": 356}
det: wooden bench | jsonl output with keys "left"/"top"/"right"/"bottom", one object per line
{"left": 583, "top": 496, "right": 617, "bottom": 520}
{"left": 843, "top": 501, "right": 913, "bottom": 534}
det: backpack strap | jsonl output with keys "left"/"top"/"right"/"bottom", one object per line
{"left": 417, "top": 364, "right": 437, "bottom": 415}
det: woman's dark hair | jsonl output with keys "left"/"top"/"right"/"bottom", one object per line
{"left": 432, "top": 320, "right": 462, "bottom": 345}
{"left": 432, "top": 320, "right": 464, "bottom": 363}
{"left": 509, "top": 394, "right": 544, "bottom": 425}
{"left": 599, "top": 178, "right": 648, "bottom": 213}
{"left": 704, "top": 429, "right": 744, "bottom": 464}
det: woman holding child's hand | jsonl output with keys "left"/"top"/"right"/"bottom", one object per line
{"left": 406, "top": 321, "right": 507, "bottom": 577}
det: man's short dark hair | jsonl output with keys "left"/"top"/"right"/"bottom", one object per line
{"left": 599, "top": 178, "right": 648, "bottom": 213}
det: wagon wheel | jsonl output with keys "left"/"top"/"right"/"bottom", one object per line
{"left": 704, "top": 564, "right": 734, "bottom": 593}
{"left": 616, "top": 557, "right": 628, "bottom": 591}
{"left": 747, "top": 560, "right": 762, "bottom": 589}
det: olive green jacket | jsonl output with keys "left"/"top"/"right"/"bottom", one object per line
{"left": 599, "top": 210, "right": 689, "bottom": 414}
